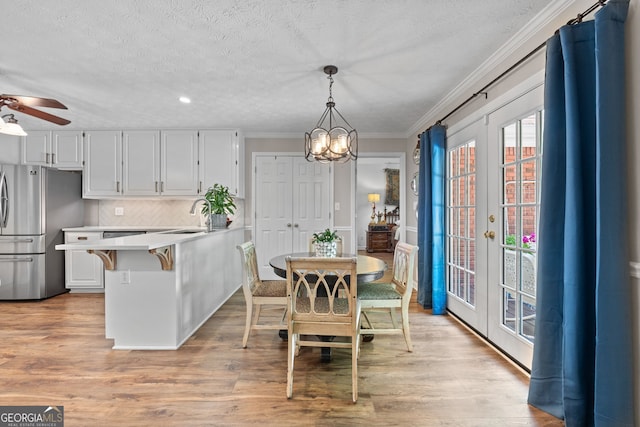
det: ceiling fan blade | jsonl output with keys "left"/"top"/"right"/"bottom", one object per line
{"left": 1, "top": 94, "right": 68, "bottom": 109}
{"left": 7, "top": 104, "right": 71, "bottom": 125}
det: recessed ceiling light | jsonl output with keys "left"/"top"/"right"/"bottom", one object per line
{"left": 179, "top": 96, "right": 191, "bottom": 104}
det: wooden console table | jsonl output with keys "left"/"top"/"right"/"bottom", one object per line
{"left": 366, "top": 229, "right": 394, "bottom": 253}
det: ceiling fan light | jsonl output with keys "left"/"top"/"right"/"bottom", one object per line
{"left": 0, "top": 115, "right": 27, "bottom": 136}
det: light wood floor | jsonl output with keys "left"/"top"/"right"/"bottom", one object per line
{"left": 0, "top": 260, "right": 563, "bottom": 426}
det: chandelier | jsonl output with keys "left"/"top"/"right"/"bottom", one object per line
{"left": 305, "top": 65, "right": 358, "bottom": 163}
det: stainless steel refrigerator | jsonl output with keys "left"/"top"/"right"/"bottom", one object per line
{"left": 0, "top": 164, "right": 83, "bottom": 300}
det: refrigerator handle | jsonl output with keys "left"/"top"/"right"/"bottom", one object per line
{"left": 0, "top": 171, "right": 8, "bottom": 228}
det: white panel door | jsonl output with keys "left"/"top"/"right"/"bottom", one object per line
{"left": 292, "top": 157, "right": 331, "bottom": 252}
{"left": 255, "top": 155, "right": 332, "bottom": 279}
{"left": 255, "top": 156, "right": 293, "bottom": 279}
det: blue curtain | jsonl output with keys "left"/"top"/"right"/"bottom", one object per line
{"left": 417, "top": 125, "right": 446, "bottom": 314}
{"left": 527, "top": 1, "right": 633, "bottom": 425}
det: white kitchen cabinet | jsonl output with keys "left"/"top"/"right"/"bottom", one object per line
{"left": 161, "top": 130, "right": 199, "bottom": 196}
{"left": 123, "top": 130, "right": 198, "bottom": 196}
{"left": 83, "top": 130, "right": 123, "bottom": 197}
{"left": 22, "top": 130, "right": 83, "bottom": 170}
{"left": 83, "top": 128, "right": 239, "bottom": 199}
{"left": 123, "top": 130, "right": 161, "bottom": 196}
{"left": 198, "top": 129, "right": 244, "bottom": 197}
{"left": 65, "top": 231, "right": 104, "bottom": 291}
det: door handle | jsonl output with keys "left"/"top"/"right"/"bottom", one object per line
{"left": 45, "top": 153, "right": 50, "bottom": 164}
{"left": 116, "top": 181, "right": 121, "bottom": 193}
{"left": 155, "top": 181, "right": 158, "bottom": 192}
{"left": 0, "top": 238, "right": 34, "bottom": 243}
{"left": 0, "top": 171, "right": 8, "bottom": 228}
{"left": 0, "top": 257, "right": 33, "bottom": 263}
{"left": 51, "top": 153, "right": 56, "bottom": 164}
{"left": 484, "top": 230, "right": 496, "bottom": 239}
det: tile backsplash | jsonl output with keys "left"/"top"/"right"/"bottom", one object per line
{"left": 97, "top": 199, "right": 244, "bottom": 227}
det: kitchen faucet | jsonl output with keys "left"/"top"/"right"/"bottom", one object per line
{"left": 189, "top": 198, "right": 214, "bottom": 232}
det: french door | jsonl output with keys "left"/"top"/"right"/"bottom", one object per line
{"left": 254, "top": 155, "right": 331, "bottom": 279}
{"left": 446, "top": 119, "right": 487, "bottom": 335}
{"left": 446, "top": 84, "right": 543, "bottom": 369}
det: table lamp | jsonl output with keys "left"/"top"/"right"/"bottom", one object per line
{"left": 367, "top": 193, "right": 380, "bottom": 223}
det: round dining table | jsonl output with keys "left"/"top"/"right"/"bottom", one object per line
{"left": 268, "top": 252, "right": 387, "bottom": 284}
{"left": 268, "top": 252, "right": 387, "bottom": 362}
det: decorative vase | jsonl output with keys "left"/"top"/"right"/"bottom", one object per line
{"left": 208, "top": 214, "right": 228, "bottom": 230}
{"left": 314, "top": 241, "right": 337, "bottom": 258}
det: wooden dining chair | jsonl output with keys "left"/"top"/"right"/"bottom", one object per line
{"left": 237, "top": 242, "right": 288, "bottom": 348}
{"left": 358, "top": 242, "right": 418, "bottom": 352}
{"left": 285, "top": 256, "right": 361, "bottom": 403}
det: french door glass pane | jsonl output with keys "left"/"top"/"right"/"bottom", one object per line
{"left": 447, "top": 141, "right": 476, "bottom": 305}
{"left": 499, "top": 112, "right": 541, "bottom": 343}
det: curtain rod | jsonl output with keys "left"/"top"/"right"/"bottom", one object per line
{"left": 424, "top": 0, "right": 607, "bottom": 133}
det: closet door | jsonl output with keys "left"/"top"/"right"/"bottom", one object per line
{"left": 254, "top": 155, "right": 331, "bottom": 279}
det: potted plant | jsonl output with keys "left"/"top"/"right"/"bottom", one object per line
{"left": 202, "top": 184, "right": 236, "bottom": 229}
{"left": 312, "top": 228, "right": 339, "bottom": 257}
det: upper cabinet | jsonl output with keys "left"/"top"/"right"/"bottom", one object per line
{"left": 199, "top": 130, "right": 244, "bottom": 198}
{"left": 22, "top": 130, "right": 83, "bottom": 170}
{"left": 82, "top": 129, "right": 241, "bottom": 199}
{"left": 83, "top": 130, "right": 123, "bottom": 198}
{"left": 161, "top": 130, "right": 199, "bottom": 196}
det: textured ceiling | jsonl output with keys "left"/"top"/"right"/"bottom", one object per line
{"left": 3, "top": 0, "right": 554, "bottom": 137}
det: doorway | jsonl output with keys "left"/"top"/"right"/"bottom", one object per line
{"left": 355, "top": 154, "right": 405, "bottom": 252}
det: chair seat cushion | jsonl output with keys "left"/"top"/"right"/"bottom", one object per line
{"left": 295, "top": 297, "right": 350, "bottom": 314}
{"left": 358, "top": 282, "right": 401, "bottom": 300}
{"left": 254, "top": 280, "right": 287, "bottom": 297}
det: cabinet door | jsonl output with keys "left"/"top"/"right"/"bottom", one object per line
{"left": 21, "top": 131, "right": 50, "bottom": 166}
{"left": 198, "top": 130, "right": 238, "bottom": 196}
{"left": 65, "top": 232, "right": 104, "bottom": 290}
{"left": 83, "top": 130, "right": 122, "bottom": 198}
{"left": 161, "top": 130, "right": 198, "bottom": 196}
{"left": 52, "top": 130, "right": 83, "bottom": 169}
{"left": 123, "top": 130, "right": 160, "bottom": 196}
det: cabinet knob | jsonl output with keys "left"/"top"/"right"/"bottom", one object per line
{"left": 78, "top": 236, "right": 88, "bottom": 241}
{"left": 287, "top": 223, "right": 292, "bottom": 228}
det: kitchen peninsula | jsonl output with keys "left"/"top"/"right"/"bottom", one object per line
{"left": 56, "top": 227, "right": 244, "bottom": 350}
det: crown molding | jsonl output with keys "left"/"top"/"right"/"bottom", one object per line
{"left": 244, "top": 131, "right": 406, "bottom": 140}
{"left": 406, "top": 0, "right": 577, "bottom": 137}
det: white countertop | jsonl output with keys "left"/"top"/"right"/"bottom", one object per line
{"left": 56, "top": 227, "right": 240, "bottom": 251}
{"left": 62, "top": 225, "right": 202, "bottom": 232}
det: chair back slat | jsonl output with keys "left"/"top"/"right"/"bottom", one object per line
{"left": 391, "top": 242, "right": 416, "bottom": 299}
{"left": 238, "top": 241, "right": 262, "bottom": 295}
{"left": 286, "top": 256, "right": 358, "bottom": 326}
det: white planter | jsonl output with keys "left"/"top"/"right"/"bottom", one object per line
{"left": 314, "top": 241, "right": 337, "bottom": 257}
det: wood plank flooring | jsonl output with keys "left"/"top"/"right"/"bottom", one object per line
{"left": 0, "top": 268, "right": 563, "bottom": 426}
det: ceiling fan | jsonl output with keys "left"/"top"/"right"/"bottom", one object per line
{"left": 0, "top": 94, "right": 70, "bottom": 135}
